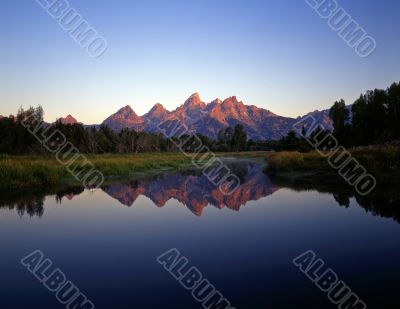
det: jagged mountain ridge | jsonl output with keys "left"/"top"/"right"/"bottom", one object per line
{"left": 101, "top": 93, "right": 333, "bottom": 140}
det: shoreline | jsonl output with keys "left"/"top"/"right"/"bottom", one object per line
{"left": 263, "top": 146, "right": 400, "bottom": 188}
{"left": 1, "top": 147, "right": 398, "bottom": 191}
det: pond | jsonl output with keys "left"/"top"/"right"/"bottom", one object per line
{"left": 0, "top": 159, "right": 399, "bottom": 308}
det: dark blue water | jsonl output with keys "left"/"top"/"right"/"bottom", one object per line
{"left": 0, "top": 160, "right": 399, "bottom": 308}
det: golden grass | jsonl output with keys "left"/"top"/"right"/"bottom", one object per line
{"left": 0, "top": 153, "right": 192, "bottom": 189}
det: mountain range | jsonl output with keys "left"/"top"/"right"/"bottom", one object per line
{"left": 100, "top": 93, "right": 335, "bottom": 140}
{"left": 3, "top": 93, "right": 333, "bottom": 140}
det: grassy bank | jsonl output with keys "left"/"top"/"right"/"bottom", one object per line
{"left": 0, "top": 153, "right": 193, "bottom": 190}
{"left": 1, "top": 147, "right": 398, "bottom": 190}
{"left": 0, "top": 151, "right": 272, "bottom": 190}
{"left": 264, "top": 146, "right": 400, "bottom": 185}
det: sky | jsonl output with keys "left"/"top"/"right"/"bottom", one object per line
{"left": 0, "top": 0, "right": 399, "bottom": 123}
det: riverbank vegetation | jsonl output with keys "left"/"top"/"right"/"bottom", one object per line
{"left": 0, "top": 153, "right": 193, "bottom": 190}
{"left": 264, "top": 146, "right": 400, "bottom": 186}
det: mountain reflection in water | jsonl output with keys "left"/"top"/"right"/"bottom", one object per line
{"left": 102, "top": 160, "right": 278, "bottom": 215}
{"left": 0, "top": 159, "right": 399, "bottom": 222}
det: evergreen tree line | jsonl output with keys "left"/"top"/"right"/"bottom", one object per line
{"left": 330, "top": 81, "right": 400, "bottom": 147}
{"left": 0, "top": 107, "right": 257, "bottom": 154}
{"left": 273, "top": 81, "right": 400, "bottom": 151}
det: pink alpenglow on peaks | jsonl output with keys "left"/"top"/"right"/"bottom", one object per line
{"left": 59, "top": 115, "right": 79, "bottom": 125}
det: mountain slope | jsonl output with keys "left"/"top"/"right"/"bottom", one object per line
{"left": 142, "top": 103, "right": 169, "bottom": 131}
{"left": 102, "top": 105, "right": 145, "bottom": 131}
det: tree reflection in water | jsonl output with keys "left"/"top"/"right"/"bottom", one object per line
{"left": 0, "top": 160, "right": 398, "bottom": 222}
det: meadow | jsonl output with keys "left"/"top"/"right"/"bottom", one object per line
{"left": 0, "top": 153, "right": 193, "bottom": 190}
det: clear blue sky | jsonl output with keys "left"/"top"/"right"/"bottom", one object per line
{"left": 0, "top": 0, "right": 399, "bottom": 123}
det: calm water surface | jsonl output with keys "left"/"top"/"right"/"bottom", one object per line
{"left": 0, "top": 160, "right": 399, "bottom": 308}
